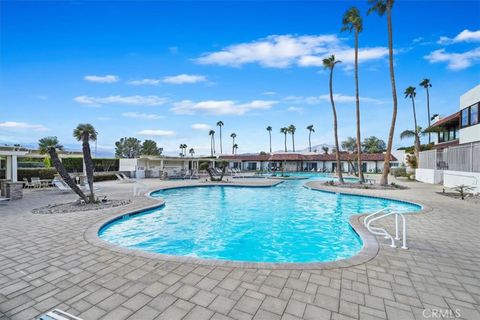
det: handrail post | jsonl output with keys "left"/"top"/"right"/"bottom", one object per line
{"left": 402, "top": 214, "right": 408, "bottom": 249}
{"left": 395, "top": 213, "right": 400, "bottom": 240}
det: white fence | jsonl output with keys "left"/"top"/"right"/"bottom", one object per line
{"left": 418, "top": 142, "right": 480, "bottom": 172}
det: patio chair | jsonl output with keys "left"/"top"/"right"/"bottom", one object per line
{"left": 23, "top": 178, "right": 34, "bottom": 189}
{"left": 31, "top": 177, "right": 42, "bottom": 189}
{"left": 52, "top": 179, "right": 73, "bottom": 193}
{"left": 120, "top": 173, "right": 135, "bottom": 182}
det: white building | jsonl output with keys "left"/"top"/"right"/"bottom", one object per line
{"left": 416, "top": 84, "right": 480, "bottom": 192}
{"left": 119, "top": 156, "right": 201, "bottom": 178}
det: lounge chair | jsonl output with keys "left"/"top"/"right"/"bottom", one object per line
{"left": 23, "top": 178, "right": 34, "bottom": 189}
{"left": 52, "top": 179, "right": 73, "bottom": 193}
{"left": 116, "top": 173, "right": 135, "bottom": 183}
{"left": 0, "top": 197, "right": 10, "bottom": 205}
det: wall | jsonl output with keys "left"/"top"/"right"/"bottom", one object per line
{"left": 459, "top": 125, "right": 480, "bottom": 144}
{"left": 460, "top": 84, "right": 480, "bottom": 109}
{"left": 119, "top": 158, "right": 137, "bottom": 172}
{"left": 415, "top": 168, "right": 444, "bottom": 184}
{"left": 443, "top": 170, "right": 480, "bottom": 193}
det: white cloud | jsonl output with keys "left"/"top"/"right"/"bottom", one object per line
{"left": 284, "top": 94, "right": 387, "bottom": 105}
{"left": 263, "top": 91, "right": 277, "bottom": 95}
{"left": 287, "top": 106, "right": 304, "bottom": 113}
{"left": 84, "top": 75, "right": 119, "bottom": 83}
{"left": 128, "top": 79, "right": 161, "bottom": 86}
{"left": 74, "top": 95, "right": 168, "bottom": 106}
{"left": 122, "top": 112, "right": 164, "bottom": 120}
{"left": 196, "top": 34, "right": 388, "bottom": 68}
{"left": 163, "top": 74, "right": 207, "bottom": 84}
{"left": 137, "top": 129, "right": 175, "bottom": 136}
{"left": 438, "top": 29, "right": 480, "bottom": 45}
{"left": 424, "top": 48, "right": 480, "bottom": 70}
{"left": 35, "top": 95, "right": 48, "bottom": 100}
{"left": 171, "top": 99, "right": 277, "bottom": 115}
{"left": 191, "top": 123, "right": 212, "bottom": 131}
{"left": 0, "top": 121, "right": 49, "bottom": 131}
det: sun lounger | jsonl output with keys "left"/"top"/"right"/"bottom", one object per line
{"left": 0, "top": 197, "right": 10, "bottom": 204}
{"left": 116, "top": 173, "right": 135, "bottom": 183}
{"left": 37, "top": 308, "right": 83, "bottom": 320}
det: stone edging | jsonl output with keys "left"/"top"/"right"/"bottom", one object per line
{"left": 85, "top": 180, "right": 428, "bottom": 270}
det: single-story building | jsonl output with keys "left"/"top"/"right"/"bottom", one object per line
{"left": 119, "top": 156, "right": 205, "bottom": 178}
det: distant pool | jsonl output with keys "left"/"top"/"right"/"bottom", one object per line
{"left": 99, "top": 176, "right": 421, "bottom": 263}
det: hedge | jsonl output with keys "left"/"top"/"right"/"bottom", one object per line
{"left": 18, "top": 168, "right": 58, "bottom": 180}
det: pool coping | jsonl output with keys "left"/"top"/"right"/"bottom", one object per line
{"left": 85, "top": 180, "right": 428, "bottom": 270}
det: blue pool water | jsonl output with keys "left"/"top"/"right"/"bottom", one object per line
{"left": 99, "top": 175, "right": 421, "bottom": 263}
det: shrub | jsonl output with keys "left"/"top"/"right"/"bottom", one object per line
{"left": 390, "top": 167, "right": 406, "bottom": 177}
{"left": 18, "top": 168, "right": 58, "bottom": 180}
{"left": 62, "top": 157, "right": 84, "bottom": 172}
{"left": 93, "top": 174, "right": 117, "bottom": 182}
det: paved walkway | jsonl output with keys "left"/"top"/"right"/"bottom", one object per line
{"left": 0, "top": 177, "right": 479, "bottom": 320}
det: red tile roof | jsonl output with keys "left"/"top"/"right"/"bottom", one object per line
{"left": 430, "top": 111, "right": 460, "bottom": 128}
{"left": 219, "top": 153, "right": 396, "bottom": 162}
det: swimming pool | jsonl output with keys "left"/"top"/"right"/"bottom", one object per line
{"left": 99, "top": 175, "right": 421, "bottom": 263}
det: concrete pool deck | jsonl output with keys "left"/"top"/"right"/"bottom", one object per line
{"left": 1, "top": 177, "right": 479, "bottom": 319}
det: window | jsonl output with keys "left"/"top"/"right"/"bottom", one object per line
{"left": 449, "top": 128, "right": 456, "bottom": 141}
{"left": 470, "top": 104, "right": 479, "bottom": 125}
{"left": 461, "top": 108, "right": 469, "bottom": 127}
{"left": 438, "top": 131, "right": 445, "bottom": 143}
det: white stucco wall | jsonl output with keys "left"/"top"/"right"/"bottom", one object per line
{"left": 415, "top": 168, "right": 444, "bottom": 184}
{"left": 119, "top": 158, "right": 137, "bottom": 172}
{"left": 460, "top": 84, "right": 480, "bottom": 109}
{"left": 459, "top": 125, "right": 480, "bottom": 144}
{"left": 443, "top": 170, "right": 480, "bottom": 193}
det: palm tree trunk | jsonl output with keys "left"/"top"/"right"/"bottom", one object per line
{"left": 211, "top": 137, "right": 213, "bottom": 157}
{"left": 269, "top": 132, "right": 272, "bottom": 153}
{"left": 232, "top": 138, "right": 235, "bottom": 154}
{"left": 219, "top": 127, "right": 223, "bottom": 154}
{"left": 380, "top": 7, "right": 398, "bottom": 186}
{"left": 284, "top": 134, "right": 287, "bottom": 152}
{"left": 354, "top": 31, "right": 365, "bottom": 182}
{"left": 309, "top": 132, "right": 312, "bottom": 152}
{"left": 82, "top": 134, "right": 95, "bottom": 203}
{"left": 48, "top": 149, "right": 88, "bottom": 202}
{"left": 213, "top": 135, "right": 216, "bottom": 154}
{"left": 426, "top": 86, "right": 431, "bottom": 144}
{"left": 329, "top": 67, "right": 344, "bottom": 184}
{"left": 292, "top": 134, "right": 295, "bottom": 152}
{"left": 412, "top": 97, "right": 420, "bottom": 161}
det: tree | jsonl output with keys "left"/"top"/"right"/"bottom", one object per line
{"left": 322, "top": 146, "right": 329, "bottom": 154}
{"left": 400, "top": 126, "right": 429, "bottom": 157}
{"left": 233, "top": 143, "right": 238, "bottom": 154}
{"left": 280, "top": 127, "right": 288, "bottom": 152}
{"left": 341, "top": 137, "right": 357, "bottom": 152}
{"left": 178, "top": 144, "right": 187, "bottom": 157}
{"left": 368, "top": 0, "right": 397, "bottom": 186}
{"left": 73, "top": 123, "right": 97, "bottom": 203}
{"left": 230, "top": 133, "right": 237, "bottom": 154}
{"left": 189, "top": 148, "right": 195, "bottom": 157}
{"left": 39, "top": 136, "right": 88, "bottom": 202}
{"left": 404, "top": 86, "right": 420, "bottom": 160}
{"left": 266, "top": 126, "right": 273, "bottom": 153}
{"left": 323, "top": 54, "right": 344, "bottom": 183}
{"left": 288, "top": 125, "right": 296, "bottom": 152}
{"left": 209, "top": 130, "right": 216, "bottom": 156}
{"left": 362, "top": 136, "right": 386, "bottom": 153}
{"left": 217, "top": 121, "right": 224, "bottom": 154}
{"left": 420, "top": 78, "right": 432, "bottom": 143}
{"left": 307, "top": 125, "right": 315, "bottom": 152}
{"left": 199, "top": 160, "right": 228, "bottom": 181}
{"left": 115, "top": 137, "right": 142, "bottom": 158}
{"left": 342, "top": 6, "right": 365, "bottom": 182}
{"left": 141, "top": 140, "right": 161, "bottom": 156}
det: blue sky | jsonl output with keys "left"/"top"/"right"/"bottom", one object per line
{"left": 1, "top": 1, "right": 479, "bottom": 156}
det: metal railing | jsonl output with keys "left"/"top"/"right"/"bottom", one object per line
{"left": 363, "top": 209, "right": 408, "bottom": 249}
{"left": 418, "top": 142, "right": 480, "bottom": 172}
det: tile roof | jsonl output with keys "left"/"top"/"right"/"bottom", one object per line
{"left": 219, "top": 152, "right": 396, "bottom": 162}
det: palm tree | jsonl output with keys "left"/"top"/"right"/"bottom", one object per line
{"left": 368, "top": 0, "right": 397, "bottom": 186}
{"left": 209, "top": 130, "right": 215, "bottom": 156}
{"left": 322, "top": 146, "right": 329, "bottom": 154}
{"left": 216, "top": 121, "right": 224, "bottom": 154}
{"left": 189, "top": 148, "right": 195, "bottom": 157}
{"left": 230, "top": 133, "right": 237, "bottom": 154}
{"left": 404, "top": 86, "right": 421, "bottom": 160}
{"left": 306, "top": 125, "right": 315, "bottom": 152}
{"left": 266, "top": 126, "right": 273, "bottom": 153}
{"left": 342, "top": 6, "right": 365, "bottom": 182}
{"left": 39, "top": 136, "right": 88, "bottom": 202}
{"left": 233, "top": 143, "right": 238, "bottom": 154}
{"left": 280, "top": 127, "right": 288, "bottom": 152}
{"left": 323, "top": 55, "right": 344, "bottom": 183}
{"left": 179, "top": 144, "right": 184, "bottom": 157}
{"left": 420, "top": 78, "right": 432, "bottom": 143}
{"left": 73, "top": 123, "right": 98, "bottom": 203}
{"left": 288, "top": 125, "right": 296, "bottom": 152}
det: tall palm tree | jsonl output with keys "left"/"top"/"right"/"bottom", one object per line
{"left": 73, "top": 123, "right": 98, "bottom": 203}
{"left": 233, "top": 143, "right": 238, "bottom": 154}
{"left": 322, "top": 146, "right": 329, "bottom": 154}
{"left": 230, "top": 133, "right": 237, "bottom": 154}
{"left": 39, "top": 136, "right": 88, "bottom": 202}
{"left": 179, "top": 144, "right": 184, "bottom": 157}
{"left": 420, "top": 78, "right": 432, "bottom": 144}
{"left": 288, "top": 125, "right": 296, "bottom": 152}
{"left": 368, "top": 0, "right": 397, "bottom": 186}
{"left": 404, "top": 86, "right": 420, "bottom": 160}
{"left": 216, "top": 121, "right": 224, "bottom": 154}
{"left": 323, "top": 55, "right": 344, "bottom": 183}
{"left": 341, "top": 6, "right": 365, "bottom": 182}
{"left": 189, "top": 148, "right": 195, "bottom": 157}
{"left": 280, "top": 127, "right": 288, "bottom": 152}
{"left": 209, "top": 130, "right": 215, "bottom": 156}
{"left": 306, "top": 125, "right": 315, "bottom": 152}
{"left": 266, "top": 126, "right": 272, "bottom": 153}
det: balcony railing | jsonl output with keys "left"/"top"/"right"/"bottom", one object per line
{"left": 418, "top": 142, "right": 480, "bottom": 172}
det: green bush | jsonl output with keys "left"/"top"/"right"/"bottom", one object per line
{"left": 62, "top": 157, "right": 83, "bottom": 172}
{"left": 93, "top": 174, "right": 117, "bottom": 182}
{"left": 18, "top": 168, "right": 58, "bottom": 180}
{"left": 390, "top": 167, "right": 407, "bottom": 177}
{"left": 18, "top": 161, "right": 45, "bottom": 168}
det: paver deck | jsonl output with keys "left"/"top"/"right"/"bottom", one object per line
{"left": 1, "top": 177, "right": 479, "bottom": 320}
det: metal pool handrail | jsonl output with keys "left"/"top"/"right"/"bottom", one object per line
{"left": 363, "top": 208, "right": 408, "bottom": 250}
